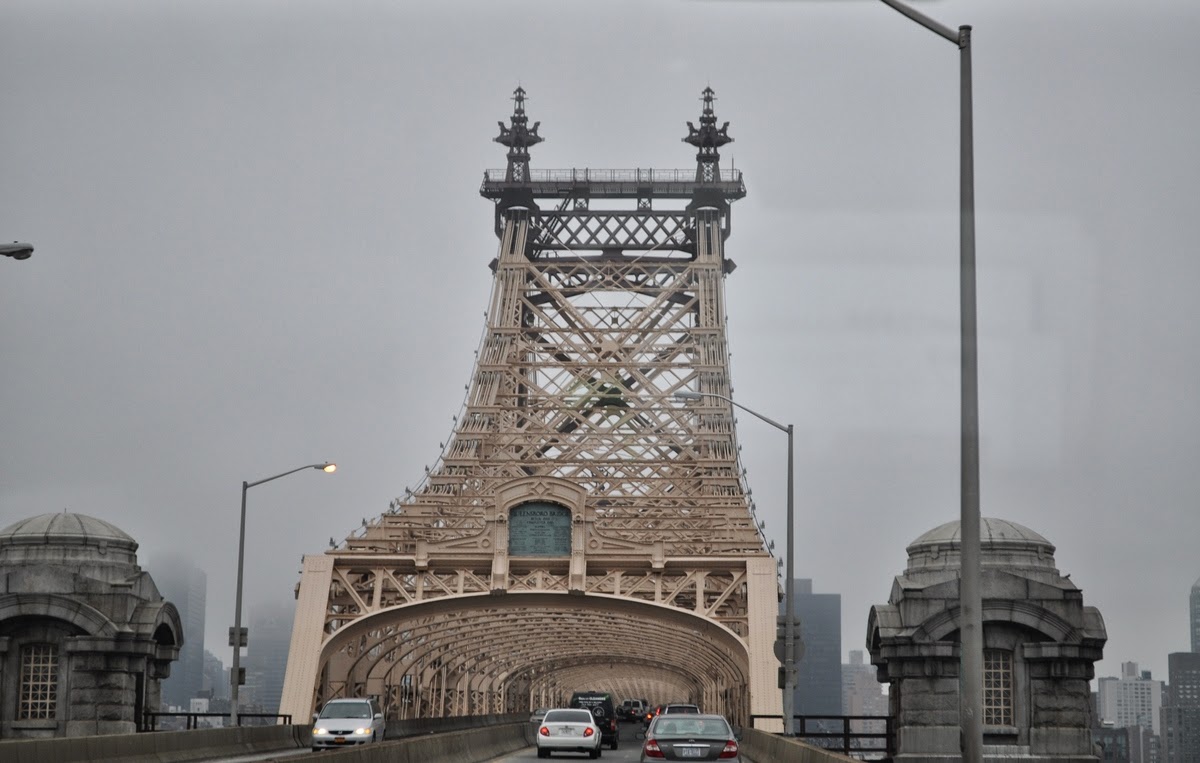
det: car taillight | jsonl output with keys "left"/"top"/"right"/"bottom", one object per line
{"left": 643, "top": 739, "right": 665, "bottom": 758}
{"left": 610, "top": 719, "right": 617, "bottom": 731}
{"left": 718, "top": 740, "right": 739, "bottom": 758}
{"left": 584, "top": 727, "right": 595, "bottom": 737}
{"left": 538, "top": 726, "right": 551, "bottom": 737}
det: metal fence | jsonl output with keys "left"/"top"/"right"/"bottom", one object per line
{"left": 142, "top": 711, "right": 293, "bottom": 731}
{"left": 751, "top": 714, "right": 894, "bottom": 760}
{"left": 482, "top": 168, "right": 743, "bottom": 184}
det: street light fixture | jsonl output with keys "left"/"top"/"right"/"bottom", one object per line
{"left": 674, "top": 390, "right": 796, "bottom": 736}
{"left": 872, "top": 3, "right": 984, "bottom": 760}
{"left": 1, "top": 242, "right": 34, "bottom": 260}
{"left": 230, "top": 461, "right": 336, "bottom": 726}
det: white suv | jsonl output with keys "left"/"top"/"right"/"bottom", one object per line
{"left": 311, "top": 698, "right": 385, "bottom": 751}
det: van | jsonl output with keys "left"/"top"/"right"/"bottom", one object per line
{"left": 621, "top": 698, "right": 647, "bottom": 721}
{"left": 569, "top": 691, "right": 618, "bottom": 750}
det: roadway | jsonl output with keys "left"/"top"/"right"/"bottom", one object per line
{"left": 488, "top": 721, "right": 645, "bottom": 763}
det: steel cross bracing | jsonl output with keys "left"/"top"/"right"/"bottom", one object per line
{"left": 280, "top": 89, "right": 784, "bottom": 733}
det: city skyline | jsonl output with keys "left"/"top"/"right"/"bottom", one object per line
{"left": 2, "top": 0, "right": 1198, "bottom": 685}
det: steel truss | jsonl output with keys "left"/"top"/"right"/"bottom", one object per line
{"left": 281, "top": 89, "right": 782, "bottom": 733}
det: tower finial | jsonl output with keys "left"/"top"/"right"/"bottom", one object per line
{"left": 684, "top": 86, "right": 733, "bottom": 184}
{"left": 495, "top": 86, "right": 543, "bottom": 184}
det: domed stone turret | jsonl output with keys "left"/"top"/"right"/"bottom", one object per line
{"left": 903, "top": 517, "right": 1061, "bottom": 581}
{"left": 0, "top": 511, "right": 139, "bottom": 566}
{"left": 867, "top": 516, "right": 1106, "bottom": 762}
{"left": 0, "top": 511, "right": 182, "bottom": 738}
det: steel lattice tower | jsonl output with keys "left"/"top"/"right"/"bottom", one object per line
{"left": 280, "top": 88, "right": 783, "bottom": 730}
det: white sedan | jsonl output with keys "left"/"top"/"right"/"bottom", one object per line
{"left": 536, "top": 708, "right": 602, "bottom": 759}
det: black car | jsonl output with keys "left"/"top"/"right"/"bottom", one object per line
{"left": 569, "top": 691, "right": 619, "bottom": 750}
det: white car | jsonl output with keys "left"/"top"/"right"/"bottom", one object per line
{"left": 536, "top": 707, "right": 602, "bottom": 759}
{"left": 311, "top": 697, "right": 386, "bottom": 751}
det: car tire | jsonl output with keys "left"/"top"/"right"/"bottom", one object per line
{"left": 537, "top": 747, "right": 549, "bottom": 759}
{"left": 589, "top": 747, "right": 600, "bottom": 759}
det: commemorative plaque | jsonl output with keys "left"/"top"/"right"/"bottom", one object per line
{"left": 508, "top": 502, "right": 572, "bottom": 556}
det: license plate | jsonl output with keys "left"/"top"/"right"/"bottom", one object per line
{"left": 557, "top": 726, "right": 575, "bottom": 735}
{"left": 334, "top": 737, "right": 345, "bottom": 743}
{"left": 679, "top": 747, "right": 705, "bottom": 758}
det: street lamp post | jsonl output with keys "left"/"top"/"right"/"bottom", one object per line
{"left": 674, "top": 390, "right": 796, "bottom": 736}
{"left": 875, "top": 2, "right": 983, "bottom": 761}
{"left": 230, "top": 461, "right": 336, "bottom": 726}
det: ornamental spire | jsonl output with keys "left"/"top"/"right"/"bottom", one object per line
{"left": 494, "top": 86, "right": 544, "bottom": 184}
{"left": 683, "top": 87, "right": 733, "bottom": 183}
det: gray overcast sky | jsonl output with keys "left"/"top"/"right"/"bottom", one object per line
{"left": 2, "top": 0, "right": 1197, "bottom": 686}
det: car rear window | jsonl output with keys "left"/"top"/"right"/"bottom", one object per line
{"left": 544, "top": 709, "right": 594, "bottom": 723}
{"left": 654, "top": 718, "right": 731, "bottom": 738}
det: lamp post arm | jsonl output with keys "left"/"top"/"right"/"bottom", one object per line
{"left": 878, "top": 0, "right": 958, "bottom": 44}
{"left": 245, "top": 463, "right": 333, "bottom": 489}
{"left": 680, "top": 391, "right": 789, "bottom": 435}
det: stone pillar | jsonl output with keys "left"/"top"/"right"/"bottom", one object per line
{"left": 64, "top": 638, "right": 142, "bottom": 736}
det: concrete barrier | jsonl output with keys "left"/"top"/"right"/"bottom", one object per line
{"left": 264, "top": 721, "right": 534, "bottom": 762}
{"left": 738, "top": 727, "right": 861, "bottom": 763}
{"left": 0, "top": 724, "right": 307, "bottom": 763}
{"left": 0, "top": 716, "right": 531, "bottom": 763}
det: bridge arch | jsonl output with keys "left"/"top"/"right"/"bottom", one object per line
{"left": 310, "top": 591, "right": 751, "bottom": 725}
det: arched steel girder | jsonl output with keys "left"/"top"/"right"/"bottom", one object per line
{"left": 318, "top": 592, "right": 748, "bottom": 714}
{"left": 329, "top": 595, "right": 744, "bottom": 682}
{"left": 344, "top": 604, "right": 743, "bottom": 700}
{"left": 344, "top": 596, "right": 743, "bottom": 687}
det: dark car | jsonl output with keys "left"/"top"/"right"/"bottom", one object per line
{"left": 640, "top": 713, "right": 741, "bottom": 762}
{"left": 570, "top": 691, "right": 619, "bottom": 750}
{"left": 643, "top": 704, "right": 663, "bottom": 728}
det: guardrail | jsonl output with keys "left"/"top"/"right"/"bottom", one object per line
{"left": 750, "top": 714, "right": 893, "bottom": 760}
{"left": 739, "top": 726, "right": 864, "bottom": 763}
{"left": 483, "top": 168, "right": 743, "bottom": 184}
{"left": 143, "top": 710, "right": 291, "bottom": 730}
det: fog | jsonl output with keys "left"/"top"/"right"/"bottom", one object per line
{"left": 2, "top": 0, "right": 1197, "bottom": 685}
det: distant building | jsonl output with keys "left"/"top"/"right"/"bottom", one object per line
{"left": 1099, "top": 662, "right": 1162, "bottom": 735}
{"left": 0, "top": 513, "right": 183, "bottom": 737}
{"left": 843, "top": 650, "right": 887, "bottom": 717}
{"left": 202, "top": 648, "right": 228, "bottom": 700}
{"left": 1095, "top": 725, "right": 1131, "bottom": 763}
{"left": 780, "top": 578, "right": 841, "bottom": 720}
{"left": 148, "top": 554, "right": 207, "bottom": 709}
{"left": 1191, "top": 576, "right": 1200, "bottom": 654}
{"left": 242, "top": 598, "right": 295, "bottom": 715}
{"left": 843, "top": 649, "right": 888, "bottom": 754}
{"left": 1161, "top": 652, "right": 1200, "bottom": 763}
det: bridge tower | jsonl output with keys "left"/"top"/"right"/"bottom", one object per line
{"left": 280, "top": 87, "right": 782, "bottom": 730}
